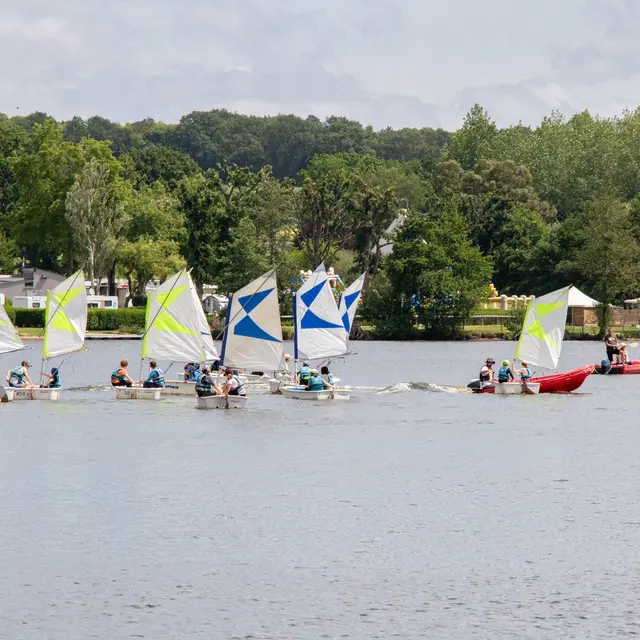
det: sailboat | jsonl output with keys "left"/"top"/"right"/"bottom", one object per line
{"left": 15, "top": 270, "right": 88, "bottom": 401}
{"left": 200, "top": 269, "right": 284, "bottom": 409}
{"left": 116, "top": 268, "right": 217, "bottom": 400}
{"left": 280, "top": 264, "right": 351, "bottom": 401}
{"left": 0, "top": 302, "right": 27, "bottom": 402}
{"left": 469, "top": 285, "right": 593, "bottom": 394}
{"left": 338, "top": 273, "right": 365, "bottom": 336}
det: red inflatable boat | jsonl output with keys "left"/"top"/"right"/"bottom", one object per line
{"left": 474, "top": 366, "right": 594, "bottom": 394}
{"left": 592, "top": 362, "right": 640, "bottom": 375}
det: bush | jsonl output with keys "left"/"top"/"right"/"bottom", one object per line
{"left": 12, "top": 308, "right": 45, "bottom": 328}
{"left": 10, "top": 306, "right": 147, "bottom": 331}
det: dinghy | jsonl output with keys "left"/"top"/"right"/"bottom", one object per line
{"left": 19, "top": 271, "right": 87, "bottom": 402}
{"left": 470, "top": 285, "right": 593, "bottom": 394}
{"left": 280, "top": 264, "right": 351, "bottom": 401}
{"left": 199, "top": 269, "right": 284, "bottom": 410}
{"left": 117, "top": 269, "right": 218, "bottom": 400}
{"left": 0, "top": 299, "right": 26, "bottom": 403}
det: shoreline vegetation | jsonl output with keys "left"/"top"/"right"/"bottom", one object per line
{"left": 3, "top": 104, "right": 640, "bottom": 340}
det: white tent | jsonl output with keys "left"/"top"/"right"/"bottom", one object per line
{"left": 567, "top": 286, "right": 599, "bottom": 308}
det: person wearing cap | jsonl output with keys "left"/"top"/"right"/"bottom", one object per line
{"left": 6, "top": 360, "right": 34, "bottom": 388}
{"left": 478, "top": 358, "right": 495, "bottom": 387}
{"left": 306, "top": 368, "right": 333, "bottom": 392}
{"left": 497, "top": 359, "right": 515, "bottom": 383}
{"left": 184, "top": 363, "right": 201, "bottom": 381}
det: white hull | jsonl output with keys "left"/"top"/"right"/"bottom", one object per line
{"left": 115, "top": 387, "right": 162, "bottom": 400}
{"left": 163, "top": 380, "right": 197, "bottom": 396}
{"left": 196, "top": 395, "right": 247, "bottom": 410}
{"left": 12, "top": 387, "right": 35, "bottom": 400}
{"left": 280, "top": 386, "right": 351, "bottom": 401}
{"left": 494, "top": 381, "right": 540, "bottom": 395}
{"left": 31, "top": 388, "right": 61, "bottom": 401}
{"left": 0, "top": 386, "right": 14, "bottom": 402}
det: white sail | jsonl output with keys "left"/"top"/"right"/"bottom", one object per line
{"left": 220, "top": 269, "right": 284, "bottom": 371}
{"left": 142, "top": 269, "right": 215, "bottom": 363}
{"left": 295, "top": 264, "right": 348, "bottom": 361}
{"left": 42, "top": 270, "right": 87, "bottom": 359}
{"left": 0, "top": 304, "right": 24, "bottom": 355}
{"left": 189, "top": 276, "right": 218, "bottom": 361}
{"left": 515, "top": 285, "right": 570, "bottom": 371}
{"left": 338, "top": 273, "right": 365, "bottom": 336}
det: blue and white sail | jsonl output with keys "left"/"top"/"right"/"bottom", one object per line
{"left": 294, "top": 264, "right": 348, "bottom": 361}
{"left": 338, "top": 273, "right": 365, "bottom": 336}
{"left": 220, "top": 269, "right": 284, "bottom": 371}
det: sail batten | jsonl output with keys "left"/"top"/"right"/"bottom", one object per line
{"left": 42, "top": 270, "right": 87, "bottom": 359}
{"left": 0, "top": 304, "right": 24, "bottom": 355}
{"left": 515, "top": 286, "right": 570, "bottom": 371}
{"left": 295, "top": 264, "right": 348, "bottom": 361}
{"left": 220, "top": 269, "right": 284, "bottom": 371}
{"left": 142, "top": 269, "right": 217, "bottom": 363}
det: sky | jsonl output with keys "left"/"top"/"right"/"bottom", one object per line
{"left": 1, "top": 0, "right": 638, "bottom": 131}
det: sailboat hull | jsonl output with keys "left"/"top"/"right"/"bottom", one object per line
{"left": 163, "top": 380, "right": 197, "bottom": 396}
{"left": 115, "top": 387, "right": 162, "bottom": 400}
{"left": 31, "top": 388, "right": 61, "bottom": 401}
{"left": 0, "top": 386, "right": 14, "bottom": 402}
{"left": 493, "top": 381, "right": 540, "bottom": 395}
{"left": 12, "top": 388, "right": 34, "bottom": 400}
{"left": 280, "top": 386, "right": 351, "bottom": 401}
{"left": 472, "top": 366, "right": 593, "bottom": 394}
{"left": 196, "top": 395, "right": 247, "bottom": 410}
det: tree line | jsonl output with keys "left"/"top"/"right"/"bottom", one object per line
{"left": 1, "top": 104, "right": 640, "bottom": 337}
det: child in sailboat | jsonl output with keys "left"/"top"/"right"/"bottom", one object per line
{"left": 6, "top": 361, "right": 34, "bottom": 388}
{"left": 223, "top": 369, "right": 246, "bottom": 396}
{"left": 143, "top": 361, "right": 165, "bottom": 388}
{"left": 111, "top": 359, "right": 136, "bottom": 387}
{"left": 41, "top": 367, "right": 61, "bottom": 388}
{"left": 306, "top": 369, "right": 333, "bottom": 391}
{"left": 195, "top": 366, "right": 222, "bottom": 397}
{"left": 320, "top": 366, "right": 334, "bottom": 385}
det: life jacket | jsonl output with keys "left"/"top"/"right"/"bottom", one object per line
{"left": 520, "top": 367, "right": 531, "bottom": 381}
{"left": 322, "top": 374, "right": 334, "bottom": 385}
{"left": 49, "top": 372, "right": 61, "bottom": 388}
{"left": 299, "top": 365, "right": 311, "bottom": 381}
{"left": 228, "top": 375, "right": 245, "bottom": 396}
{"left": 149, "top": 368, "right": 165, "bottom": 386}
{"left": 196, "top": 375, "right": 213, "bottom": 394}
{"left": 308, "top": 375, "right": 324, "bottom": 391}
{"left": 111, "top": 368, "right": 127, "bottom": 384}
{"left": 9, "top": 367, "right": 25, "bottom": 384}
{"left": 497, "top": 366, "right": 511, "bottom": 382}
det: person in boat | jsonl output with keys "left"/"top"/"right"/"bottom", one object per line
{"left": 6, "top": 360, "right": 34, "bottom": 388}
{"left": 111, "top": 359, "right": 136, "bottom": 387}
{"left": 307, "top": 368, "right": 333, "bottom": 391}
{"left": 605, "top": 328, "right": 621, "bottom": 364}
{"left": 497, "top": 359, "right": 515, "bottom": 383}
{"left": 298, "top": 362, "right": 311, "bottom": 386}
{"left": 320, "top": 365, "right": 334, "bottom": 385}
{"left": 511, "top": 360, "right": 532, "bottom": 381}
{"left": 619, "top": 343, "right": 629, "bottom": 365}
{"left": 143, "top": 360, "right": 165, "bottom": 388}
{"left": 211, "top": 359, "right": 221, "bottom": 372}
{"left": 184, "top": 364, "right": 202, "bottom": 382}
{"left": 222, "top": 368, "right": 246, "bottom": 396}
{"left": 283, "top": 354, "right": 292, "bottom": 373}
{"left": 478, "top": 358, "right": 495, "bottom": 387}
{"left": 195, "top": 366, "right": 221, "bottom": 397}
{"left": 43, "top": 367, "right": 61, "bottom": 388}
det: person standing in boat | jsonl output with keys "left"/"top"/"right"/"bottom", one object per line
{"left": 605, "top": 328, "right": 620, "bottom": 364}
{"left": 6, "top": 360, "right": 34, "bottom": 388}
{"left": 497, "top": 360, "right": 515, "bottom": 383}
{"left": 143, "top": 360, "right": 165, "bottom": 388}
{"left": 111, "top": 359, "right": 136, "bottom": 387}
{"left": 478, "top": 358, "right": 495, "bottom": 387}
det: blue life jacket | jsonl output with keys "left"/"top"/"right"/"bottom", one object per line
{"left": 196, "top": 375, "right": 214, "bottom": 394}
{"left": 308, "top": 375, "right": 324, "bottom": 391}
{"left": 497, "top": 366, "right": 512, "bottom": 382}
{"left": 192, "top": 370, "right": 203, "bottom": 382}
{"left": 49, "top": 372, "right": 61, "bottom": 388}
{"left": 520, "top": 367, "right": 531, "bottom": 381}
{"left": 299, "top": 365, "right": 311, "bottom": 381}
{"left": 146, "top": 368, "right": 165, "bottom": 387}
{"left": 9, "top": 366, "right": 26, "bottom": 386}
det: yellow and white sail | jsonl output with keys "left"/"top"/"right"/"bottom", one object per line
{"left": 515, "top": 285, "right": 570, "bottom": 371}
{"left": 0, "top": 303, "right": 24, "bottom": 355}
{"left": 141, "top": 269, "right": 217, "bottom": 363}
{"left": 42, "top": 270, "right": 87, "bottom": 359}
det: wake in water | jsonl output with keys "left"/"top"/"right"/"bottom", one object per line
{"left": 377, "top": 382, "right": 472, "bottom": 395}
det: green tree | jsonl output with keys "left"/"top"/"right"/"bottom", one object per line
{"left": 444, "top": 104, "right": 497, "bottom": 170}
{"left": 127, "top": 144, "right": 200, "bottom": 186}
{"left": 65, "top": 159, "right": 127, "bottom": 292}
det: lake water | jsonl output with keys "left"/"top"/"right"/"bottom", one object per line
{"left": 2, "top": 339, "right": 640, "bottom": 639}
